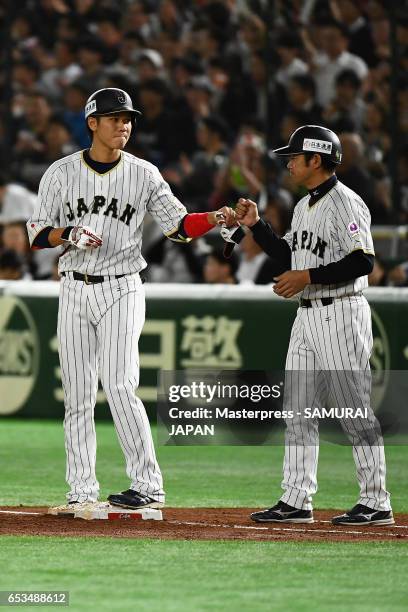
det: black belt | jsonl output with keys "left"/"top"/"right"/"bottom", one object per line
{"left": 300, "top": 297, "right": 334, "bottom": 308}
{"left": 61, "top": 272, "right": 126, "bottom": 284}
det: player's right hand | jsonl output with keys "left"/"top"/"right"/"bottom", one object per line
{"left": 65, "top": 225, "right": 103, "bottom": 250}
{"left": 208, "top": 206, "right": 237, "bottom": 227}
{"left": 235, "top": 198, "right": 260, "bottom": 227}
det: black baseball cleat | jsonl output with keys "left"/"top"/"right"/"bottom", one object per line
{"left": 331, "top": 504, "right": 394, "bottom": 526}
{"left": 250, "top": 501, "right": 314, "bottom": 523}
{"left": 107, "top": 489, "right": 164, "bottom": 509}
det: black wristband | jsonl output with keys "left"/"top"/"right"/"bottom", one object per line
{"left": 61, "top": 226, "right": 74, "bottom": 241}
{"left": 32, "top": 226, "right": 53, "bottom": 248}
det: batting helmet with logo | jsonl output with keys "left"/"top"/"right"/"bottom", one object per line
{"left": 84, "top": 88, "right": 141, "bottom": 120}
{"left": 273, "top": 125, "right": 342, "bottom": 164}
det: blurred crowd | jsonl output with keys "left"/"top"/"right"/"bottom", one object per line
{"left": 0, "top": 0, "right": 408, "bottom": 286}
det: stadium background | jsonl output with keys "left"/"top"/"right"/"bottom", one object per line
{"left": 0, "top": 1, "right": 407, "bottom": 611}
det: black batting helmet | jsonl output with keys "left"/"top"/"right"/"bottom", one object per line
{"left": 84, "top": 88, "right": 141, "bottom": 120}
{"left": 273, "top": 125, "right": 342, "bottom": 164}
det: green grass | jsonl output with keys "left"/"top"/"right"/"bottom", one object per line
{"left": 0, "top": 420, "right": 407, "bottom": 510}
{"left": 0, "top": 420, "right": 407, "bottom": 611}
{"left": 0, "top": 538, "right": 407, "bottom": 612}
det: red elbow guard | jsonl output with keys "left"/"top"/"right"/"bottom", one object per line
{"left": 183, "top": 213, "right": 214, "bottom": 238}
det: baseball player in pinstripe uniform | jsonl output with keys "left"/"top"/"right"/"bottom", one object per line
{"left": 27, "top": 88, "right": 235, "bottom": 514}
{"left": 233, "top": 125, "right": 393, "bottom": 526}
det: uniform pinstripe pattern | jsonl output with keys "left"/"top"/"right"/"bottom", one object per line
{"left": 57, "top": 274, "right": 164, "bottom": 503}
{"left": 29, "top": 149, "right": 183, "bottom": 503}
{"left": 281, "top": 296, "right": 390, "bottom": 511}
{"left": 27, "top": 151, "right": 187, "bottom": 275}
{"left": 283, "top": 181, "right": 375, "bottom": 299}
{"left": 279, "top": 179, "right": 389, "bottom": 512}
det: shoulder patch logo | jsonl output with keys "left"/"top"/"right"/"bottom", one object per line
{"left": 348, "top": 221, "right": 359, "bottom": 234}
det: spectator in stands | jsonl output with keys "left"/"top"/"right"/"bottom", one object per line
{"left": 188, "top": 21, "right": 225, "bottom": 68}
{"left": 362, "top": 100, "right": 390, "bottom": 163}
{"left": 39, "top": 39, "right": 83, "bottom": 101}
{"left": 18, "top": 115, "right": 76, "bottom": 191}
{"left": 62, "top": 83, "right": 89, "bottom": 148}
{"left": 75, "top": 37, "right": 107, "bottom": 93}
{"left": 14, "top": 93, "right": 52, "bottom": 191}
{"left": 164, "top": 115, "right": 229, "bottom": 211}
{"left": 177, "top": 75, "right": 216, "bottom": 153}
{"left": 11, "top": 11, "right": 39, "bottom": 55}
{"left": 368, "top": 258, "right": 388, "bottom": 286}
{"left": 277, "top": 113, "right": 309, "bottom": 202}
{"left": 1, "top": 222, "right": 33, "bottom": 279}
{"left": 398, "top": 146, "right": 408, "bottom": 223}
{"left": 397, "top": 78, "right": 408, "bottom": 143}
{"left": 0, "top": 249, "right": 25, "bottom": 281}
{"left": 110, "top": 31, "right": 145, "bottom": 81}
{"left": 55, "top": 14, "right": 87, "bottom": 43}
{"left": 94, "top": 9, "right": 123, "bottom": 65}
{"left": 237, "top": 232, "right": 277, "bottom": 285}
{"left": 0, "top": 173, "right": 36, "bottom": 224}
{"left": 158, "top": 0, "right": 183, "bottom": 39}
{"left": 388, "top": 262, "right": 408, "bottom": 287}
{"left": 0, "top": 0, "right": 405, "bottom": 284}
{"left": 263, "top": 189, "right": 293, "bottom": 237}
{"left": 184, "top": 75, "right": 215, "bottom": 122}
{"left": 371, "top": 15, "right": 391, "bottom": 65}
{"left": 275, "top": 32, "right": 308, "bottom": 89}
{"left": 203, "top": 247, "right": 239, "bottom": 284}
{"left": 303, "top": 19, "right": 368, "bottom": 107}
{"left": 26, "top": 0, "right": 69, "bottom": 49}
{"left": 211, "top": 126, "right": 267, "bottom": 210}
{"left": 323, "top": 69, "right": 365, "bottom": 131}
{"left": 12, "top": 59, "right": 42, "bottom": 95}
{"left": 136, "top": 49, "right": 166, "bottom": 84}
{"left": 329, "top": 0, "right": 376, "bottom": 66}
{"left": 369, "top": 259, "right": 408, "bottom": 288}
{"left": 247, "top": 50, "right": 269, "bottom": 123}
{"left": 286, "top": 74, "right": 322, "bottom": 125}
{"left": 136, "top": 78, "right": 180, "bottom": 166}
{"left": 336, "top": 132, "right": 378, "bottom": 215}
{"left": 235, "top": 10, "right": 266, "bottom": 69}
{"left": 124, "top": 0, "right": 159, "bottom": 40}
{"left": 213, "top": 55, "right": 258, "bottom": 133}
{"left": 14, "top": 93, "right": 52, "bottom": 161}
{"left": 144, "top": 235, "right": 205, "bottom": 283}
{"left": 170, "top": 57, "right": 202, "bottom": 97}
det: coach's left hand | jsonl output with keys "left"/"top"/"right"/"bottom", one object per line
{"left": 273, "top": 270, "right": 311, "bottom": 298}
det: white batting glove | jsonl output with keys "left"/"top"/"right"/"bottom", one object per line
{"left": 64, "top": 225, "right": 103, "bottom": 250}
{"left": 220, "top": 224, "right": 244, "bottom": 243}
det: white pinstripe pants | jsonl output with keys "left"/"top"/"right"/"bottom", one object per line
{"left": 57, "top": 274, "right": 164, "bottom": 503}
{"left": 281, "top": 296, "right": 391, "bottom": 511}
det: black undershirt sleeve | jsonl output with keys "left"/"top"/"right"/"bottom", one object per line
{"left": 249, "top": 219, "right": 373, "bottom": 283}
{"left": 309, "top": 250, "right": 374, "bottom": 284}
{"left": 250, "top": 218, "right": 292, "bottom": 272}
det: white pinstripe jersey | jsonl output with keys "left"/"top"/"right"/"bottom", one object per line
{"left": 283, "top": 180, "right": 375, "bottom": 299}
{"left": 27, "top": 150, "right": 188, "bottom": 275}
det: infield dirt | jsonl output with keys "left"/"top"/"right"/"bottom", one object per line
{"left": 0, "top": 507, "right": 407, "bottom": 542}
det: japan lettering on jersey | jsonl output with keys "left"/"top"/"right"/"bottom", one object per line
{"left": 27, "top": 150, "right": 187, "bottom": 276}
{"left": 283, "top": 180, "right": 375, "bottom": 299}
